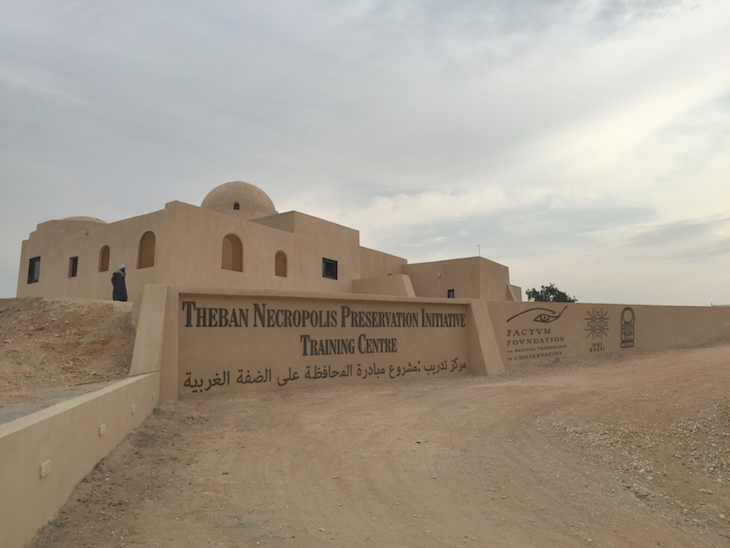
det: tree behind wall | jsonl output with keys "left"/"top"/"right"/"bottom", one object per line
{"left": 526, "top": 283, "right": 578, "bottom": 303}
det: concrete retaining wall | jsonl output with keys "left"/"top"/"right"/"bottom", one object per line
{"left": 0, "top": 372, "right": 159, "bottom": 548}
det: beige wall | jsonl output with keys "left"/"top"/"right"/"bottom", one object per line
{"left": 129, "top": 285, "right": 503, "bottom": 401}
{"left": 479, "top": 260, "right": 521, "bottom": 302}
{"left": 351, "top": 274, "right": 416, "bottom": 297}
{"left": 486, "top": 301, "right": 730, "bottom": 365}
{"left": 359, "top": 246, "right": 408, "bottom": 278}
{"left": 403, "top": 257, "right": 520, "bottom": 301}
{"left": 18, "top": 203, "right": 377, "bottom": 305}
{"left": 177, "top": 292, "right": 475, "bottom": 394}
{"left": 404, "top": 257, "right": 481, "bottom": 300}
{"left": 17, "top": 200, "right": 523, "bottom": 306}
{"left": 164, "top": 205, "right": 364, "bottom": 294}
{"left": 17, "top": 210, "right": 167, "bottom": 304}
{"left": 0, "top": 373, "right": 159, "bottom": 548}
{"left": 250, "top": 210, "right": 295, "bottom": 232}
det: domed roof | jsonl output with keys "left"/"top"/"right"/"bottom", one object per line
{"left": 201, "top": 181, "right": 278, "bottom": 219}
{"left": 61, "top": 216, "right": 108, "bottom": 224}
{"left": 35, "top": 216, "right": 108, "bottom": 236}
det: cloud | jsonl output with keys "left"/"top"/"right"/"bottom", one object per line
{"left": 626, "top": 216, "right": 730, "bottom": 260}
{"left": 1, "top": 0, "right": 729, "bottom": 306}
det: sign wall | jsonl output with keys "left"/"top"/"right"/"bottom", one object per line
{"left": 178, "top": 294, "right": 472, "bottom": 394}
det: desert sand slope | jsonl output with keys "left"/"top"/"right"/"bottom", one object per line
{"left": 0, "top": 298, "right": 134, "bottom": 422}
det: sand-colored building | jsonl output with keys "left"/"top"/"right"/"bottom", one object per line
{"left": 17, "top": 181, "right": 522, "bottom": 304}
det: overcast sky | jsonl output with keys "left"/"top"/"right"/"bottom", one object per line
{"left": 1, "top": 0, "right": 728, "bottom": 305}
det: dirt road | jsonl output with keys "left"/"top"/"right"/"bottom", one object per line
{"left": 29, "top": 342, "right": 730, "bottom": 548}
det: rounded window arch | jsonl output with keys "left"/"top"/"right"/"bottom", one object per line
{"left": 233, "top": 202, "right": 240, "bottom": 210}
{"left": 275, "top": 251, "right": 287, "bottom": 277}
{"left": 99, "top": 245, "right": 110, "bottom": 272}
{"left": 138, "top": 231, "right": 156, "bottom": 269}
{"left": 222, "top": 234, "right": 243, "bottom": 272}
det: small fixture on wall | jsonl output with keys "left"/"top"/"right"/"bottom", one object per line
{"left": 40, "top": 460, "right": 51, "bottom": 478}
{"left": 68, "top": 256, "right": 78, "bottom": 278}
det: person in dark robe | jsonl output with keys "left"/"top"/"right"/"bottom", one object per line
{"left": 111, "top": 264, "right": 127, "bottom": 301}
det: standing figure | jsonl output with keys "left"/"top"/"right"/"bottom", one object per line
{"left": 111, "top": 264, "right": 127, "bottom": 302}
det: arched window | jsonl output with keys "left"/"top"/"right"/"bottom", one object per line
{"left": 138, "top": 231, "right": 156, "bottom": 269}
{"left": 233, "top": 202, "right": 240, "bottom": 210}
{"left": 275, "top": 251, "right": 287, "bottom": 277}
{"left": 99, "top": 245, "right": 110, "bottom": 272}
{"left": 222, "top": 234, "right": 243, "bottom": 272}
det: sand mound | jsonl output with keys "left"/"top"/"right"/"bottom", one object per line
{"left": 0, "top": 297, "right": 135, "bottom": 407}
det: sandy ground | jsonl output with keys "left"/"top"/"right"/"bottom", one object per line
{"left": 31, "top": 348, "right": 730, "bottom": 547}
{"left": 0, "top": 298, "right": 134, "bottom": 410}
{"left": 4, "top": 298, "right": 730, "bottom": 547}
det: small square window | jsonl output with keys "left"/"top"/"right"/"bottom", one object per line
{"left": 447, "top": 289, "right": 455, "bottom": 298}
{"left": 28, "top": 257, "right": 41, "bottom": 284}
{"left": 69, "top": 257, "right": 79, "bottom": 278}
{"left": 322, "top": 258, "right": 338, "bottom": 280}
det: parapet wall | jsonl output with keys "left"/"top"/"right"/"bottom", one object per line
{"left": 0, "top": 372, "right": 159, "bottom": 548}
{"left": 149, "top": 287, "right": 730, "bottom": 398}
{"left": 486, "top": 302, "right": 730, "bottom": 365}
